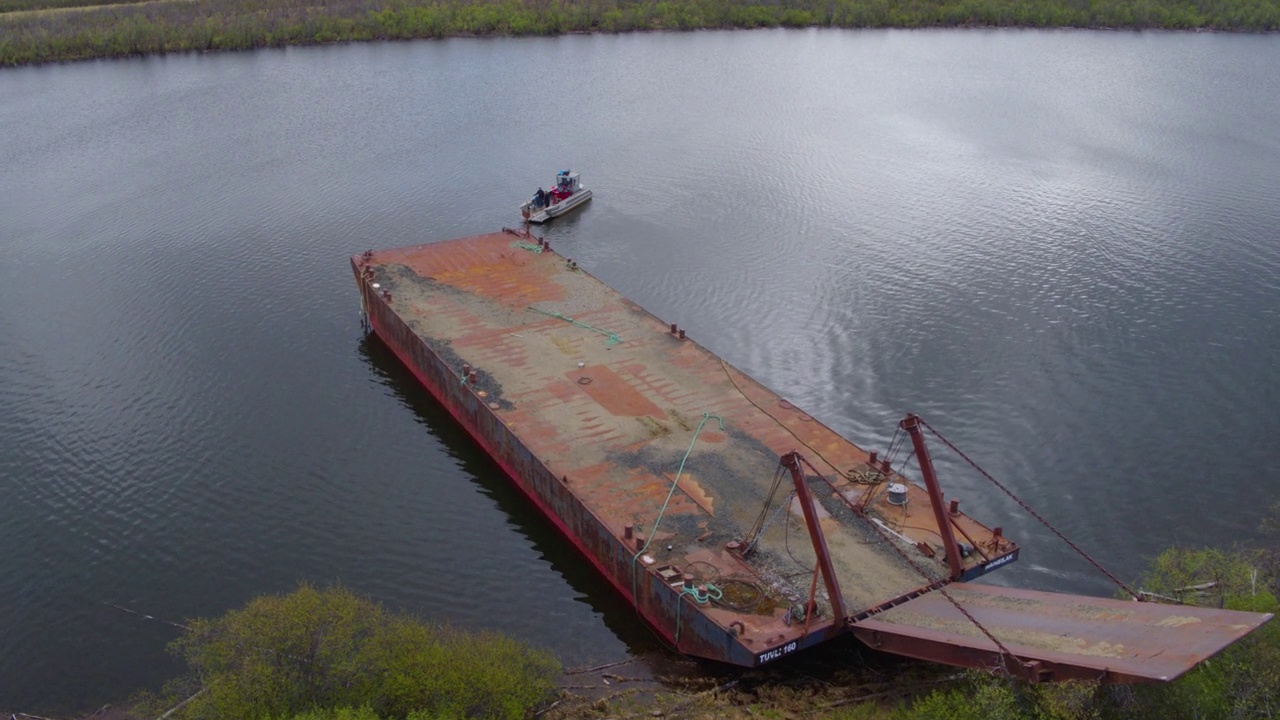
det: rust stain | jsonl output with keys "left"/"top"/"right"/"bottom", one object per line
{"left": 568, "top": 365, "right": 664, "bottom": 418}
{"left": 392, "top": 238, "right": 567, "bottom": 307}
{"left": 669, "top": 473, "right": 715, "bottom": 515}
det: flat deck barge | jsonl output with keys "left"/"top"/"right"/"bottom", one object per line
{"left": 352, "top": 231, "right": 1270, "bottom": 682}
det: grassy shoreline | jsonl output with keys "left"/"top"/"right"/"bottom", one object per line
{"left": 6, "top": 530, "right": 1278, "bottom": 718}
{"left": 2, "top": 0, "right": 1278, "bottom": 67}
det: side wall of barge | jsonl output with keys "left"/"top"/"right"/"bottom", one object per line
{"left": 352, "top": 258, "right": 842, "bottom": 666}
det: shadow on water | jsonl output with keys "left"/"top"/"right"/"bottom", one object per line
{"left": 354, "top": 332, "right": 938, "bottom": 689}
{"left": 355, "top": 333, "right": 666, "bottom": 657}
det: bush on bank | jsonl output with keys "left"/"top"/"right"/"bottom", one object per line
{"left": 2, "top": 0, "right": 1280, "bottom": 67}
{"left": 151, "top": 547, "right": 1275, "bottom": 720}
{"left": 113, "top": 525, "right": 1277, "bottom": 720}
{"left": 158, "top": 584, "right": 559, "bottom": 720}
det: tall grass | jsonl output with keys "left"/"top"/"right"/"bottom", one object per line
{"left": 2, "top": 0, "right": 1278, "bottom": 67}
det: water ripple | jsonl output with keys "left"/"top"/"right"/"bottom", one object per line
{"left": 3, "top": 29, "right": 1280, "bottom": 714}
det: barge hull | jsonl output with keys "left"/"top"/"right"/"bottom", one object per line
{"left": 354, "top": 250, "right": 758, "bottom": 664}
{"left": 351, "top": 232, "right": 1270, "bottom": 677}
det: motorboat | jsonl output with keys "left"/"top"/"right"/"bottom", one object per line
{"left": 520, "top": 170, "right": 592, "bottom": 223}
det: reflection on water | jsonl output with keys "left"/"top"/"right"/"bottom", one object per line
{"left": 1, "top": 29, "right": 1278, "bottom": 713}
{"left": 356, "top": 334, "right": 665, "bottom": 655}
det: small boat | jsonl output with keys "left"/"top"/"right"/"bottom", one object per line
{"left": 520, "top": 170, "right": 592, "bottom": 223}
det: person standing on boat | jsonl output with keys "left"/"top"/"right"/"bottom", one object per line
{"left": 535, "top": 187, "right": 546, "bottom": 208}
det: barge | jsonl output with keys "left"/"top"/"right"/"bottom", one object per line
{"left": 351, "top": 231, "right": 1270, "bottom": 682}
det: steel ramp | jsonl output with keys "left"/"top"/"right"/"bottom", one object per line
{"left": 850, "top": 582, "right": 1273, "bottom": 683}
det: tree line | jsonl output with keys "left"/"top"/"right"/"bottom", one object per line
{"left": 2, "top": 0, "right": 1278, "bottom": 67}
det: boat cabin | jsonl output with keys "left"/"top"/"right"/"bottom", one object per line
{"left": 555, "top": 170, "right": 581, "bottom": 195}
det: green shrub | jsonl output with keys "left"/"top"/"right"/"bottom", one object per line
{"left": 169, "top": 584, "right": 560, "bottom": 720}
{"left": 1128, "top": 546, "right": 1279, "bottom": 720}
{"left": 898, "top": 678, "right": 1025, "bottom": 720}
{"left": 283, "top": 708, "right": 385, "bottom": 720}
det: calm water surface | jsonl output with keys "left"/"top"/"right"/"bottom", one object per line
{"left": 2, "top": 29, "right": 1279, "bottom": 713}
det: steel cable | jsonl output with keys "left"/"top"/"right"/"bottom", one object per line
{"left": 793, "top": 454, "right": 1032, "bottom": 677}
{"left": 918, "top": 418, "right": 1142, "bottom": 601}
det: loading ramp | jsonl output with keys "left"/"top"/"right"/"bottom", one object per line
{"left": 851, "top": 582, "right": 1273, "bottom": 683}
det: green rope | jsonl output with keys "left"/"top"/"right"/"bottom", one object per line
{"left": 676, "top": 582, "right": 723, "bottom": 643}
{"left": 629, "top": 412, "right": 725, "bottom": 644}
{"left": 527, "top": 306, "right": 622, "bottom": 345}
{"left": 513, "top": 241, "right": 543, "bottom": 254}
{"left": 683, "top": 582, "right": 722, "bottom": 605}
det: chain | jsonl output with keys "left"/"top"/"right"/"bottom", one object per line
{"left": 860, "top": 496, "right": 1031, "bottom": 676}
{"left": 794, "top": 453, "right": 1030, "bottom": 677}
{"left": 747, "top": 490, "right": 796, "bottom": 555}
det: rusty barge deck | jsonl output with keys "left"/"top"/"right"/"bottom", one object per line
{"left": 351, "top": 231, "right": 1270, "bottom": 680}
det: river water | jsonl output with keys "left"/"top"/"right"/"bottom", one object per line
{"left": 2, "top": 28, "right": 1278, "bottom": 713}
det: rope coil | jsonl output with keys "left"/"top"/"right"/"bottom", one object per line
{"left": 675, "top": 582, "right": 725, "bottom": 643}
{"left": 682, "top": 583, "right": 723, "bottom": 605}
